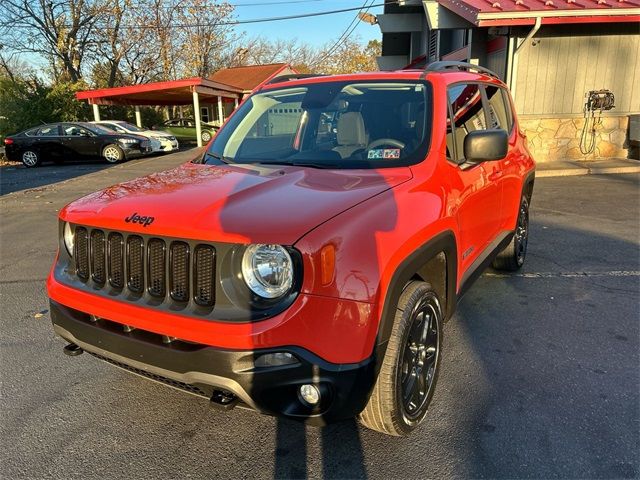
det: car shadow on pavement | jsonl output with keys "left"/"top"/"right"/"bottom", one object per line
{"left": 0, "top": 148, "right": 198, "bottom": 196}
{"left": 0, "top": 161, "right": 113, "bottom": 196}
{"left": 273, "top": 418, "right": 367, "bottom": 479}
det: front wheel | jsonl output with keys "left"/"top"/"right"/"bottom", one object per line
{"left": 102, "top": 144, "right": 124, "bottom": 164}
{"left": 21, "top": 149, "right": 41, "bottom": 168}
{"left": 359, "top": 281, "right": 443, "bottom": 436}
{"left": 201, "top": 131, "right": 212, "bottom": 143}
{"left": 492, "top": 195, "right": 529, "bottom": 271}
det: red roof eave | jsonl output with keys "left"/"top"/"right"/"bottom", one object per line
{"left": 437, "top": 0, "right": 640, "bottom": 26}
{"left": 478, "top": 13, "right": 640, "bottom": 26}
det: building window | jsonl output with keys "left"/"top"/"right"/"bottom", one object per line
{"left": 201, "top": 107, "right": 209, "bottom": 123}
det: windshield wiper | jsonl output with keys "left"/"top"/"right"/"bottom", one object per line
{"left": 203, "top": 151, "right": 232, "bottom": 165}
{"left": 253, "top": 160, "right": 338, "bottom": 169}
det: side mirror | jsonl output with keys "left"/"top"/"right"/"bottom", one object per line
{"left": 463, "top": 129, "right": 508, "bottom": 164}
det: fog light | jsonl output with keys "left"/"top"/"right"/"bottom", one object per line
{"left": 299, "top": 384, "right": 320, "bottom": 406}
{"left": 254, "top": 352, "right": 298, "bottom": 367}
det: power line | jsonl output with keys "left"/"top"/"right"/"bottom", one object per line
{"left": 316, "top": 0, "right": 375, "bottom": 63}
{"left": 6, "top": 1, "right": 390, "bottom": 30}
{"left": 152, "top": 0, "right": 339, "bottom": 8}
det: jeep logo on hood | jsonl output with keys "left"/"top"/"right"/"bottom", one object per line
{"left": 125, "top": 212, "right": 154, "bottom": 227}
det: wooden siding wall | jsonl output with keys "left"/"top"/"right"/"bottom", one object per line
{"left": 487, "top": 49, "right": 506, "bottom": 80}
{"left": 514, "top": 24, "right": 640, "bottom": 116}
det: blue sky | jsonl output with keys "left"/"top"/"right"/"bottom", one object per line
{"left": 233, "top": 0, "right": 384, "bottom": 47}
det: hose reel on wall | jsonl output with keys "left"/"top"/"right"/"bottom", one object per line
{"left": 580, "top": 90, "right": 615, "bottom": 155}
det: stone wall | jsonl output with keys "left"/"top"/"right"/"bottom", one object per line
{"left": 518, "top": 116, "right": 630, "bottom": 163}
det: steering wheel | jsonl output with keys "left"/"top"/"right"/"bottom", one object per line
{"left": 367, "top": 138, "right": 406, "bottom": 150}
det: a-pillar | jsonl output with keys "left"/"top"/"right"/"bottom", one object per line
{"left": 193, "top": 90, "right": 203, "bottom": 147}
{"left": 134, "top": 106, "right": 142, "bottom": 128}
{"left": 92, "top": 103, "right": 100, "bottom": 122}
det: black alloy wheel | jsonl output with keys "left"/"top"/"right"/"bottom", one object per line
{"left": 492, "top": 194, "right": 530, "bottom": 271}
{"left": 359, "top": 281, "right": 443, "bottom": 436}
{"left": 399, "top": 295, "right": 440, "bottom": 421}
{"left": 514, "top": 198, "right": 529, "bottom": 267}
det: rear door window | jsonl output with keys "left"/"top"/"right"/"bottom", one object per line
{"left": 37, "top": 125, "right": 60, "bottom": 137}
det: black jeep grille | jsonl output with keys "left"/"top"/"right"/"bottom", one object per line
{"left": 73, "top": 227, "right": 216, "bottom": 308}
{"left": 170, "top": 242, "right": 190, "bottom": 302}
{"left": 108, "top": 233, "right": 124, "bottom": 288}
{"left": 90, "top": 230, "right": 106, "bottom": 285}
{"left": 194, "top": 245, "right": 215, "bottom": 306}
{"left": 74, "top": 227, "right": 89, "bottom": 280}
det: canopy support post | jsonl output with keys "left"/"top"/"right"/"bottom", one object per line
{"left": 193, "top": 90, "right": 203, "bottom": 147}
{"left": 134, "top": 106, "right": 142, "bottom": 128}
{"left": 217, "top": 96, "right": 224, "bottom": 126}
{"left": 92, "top": 103, "right": 100, "bottom": 122}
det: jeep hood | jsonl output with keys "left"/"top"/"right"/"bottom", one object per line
{"left": 60, "top": 162, "right": 412, "bottom": 244}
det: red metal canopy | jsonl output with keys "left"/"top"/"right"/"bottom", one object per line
{"left": 437, "top": 0, "right": 640, "bottom": 26}
{"left": 76, "top": 78, "right": 244, "bottom": 106}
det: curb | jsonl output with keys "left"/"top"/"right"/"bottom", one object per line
{"left": 537, "top": 165, "right": 640, "bottom": 178}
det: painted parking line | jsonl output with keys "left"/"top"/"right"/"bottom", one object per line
{"left": 485, "top": 271, "right": 639, "bottom": 278}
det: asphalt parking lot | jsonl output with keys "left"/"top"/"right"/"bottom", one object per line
{"left": 1, "top": 152, "right": 638, "bottom": 479}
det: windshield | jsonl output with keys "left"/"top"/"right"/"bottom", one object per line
{"left": 203, "top": 81, "right": 432, "bottom": 169}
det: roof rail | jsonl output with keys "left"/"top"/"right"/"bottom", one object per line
{"left": 422, "top": 61, "right": 500, "bottom": 79}
{"left": 264, "top": 73, "right": 326, "bottom": 86}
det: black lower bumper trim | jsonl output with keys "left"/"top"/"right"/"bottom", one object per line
{"left": 49, "top": 300, "right": 377, "bottom": 424}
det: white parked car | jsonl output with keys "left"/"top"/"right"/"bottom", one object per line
{"left": 92, "top": 121, "right": 179, "bottom": 153}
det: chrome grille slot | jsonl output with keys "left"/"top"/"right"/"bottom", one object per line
{"left": 108, "top": 233, "right": 124, "bottom": 289}
{"left": 170, "top": 242, "right": 189, "bottom": 302}
{"left": 147, "top": 238, "right": 166, "bottom": 298}
{"left": 74, "top": 227, "right": 89, "bottom": 280}
{"left": 90, "top": 230, "right": 106, "bottom": 285}
{"left": 194, "top": 245, "right": 215, "bottom": 307}
{"left": 127, "top": 236, "right": 144, "bottom": 293}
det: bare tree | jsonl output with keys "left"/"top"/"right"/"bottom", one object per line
{"left": 229, "top": 37, "right": 320, "bottom": 72}
{"left": 175, "top": 0, "right": 236, "bottom": 77}
{"left": 0, "top": 0, "right": 104, "bottom": 82}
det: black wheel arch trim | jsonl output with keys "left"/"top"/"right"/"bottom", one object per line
{"left": 373, "top": 230, "right": 457, "bottom": 371}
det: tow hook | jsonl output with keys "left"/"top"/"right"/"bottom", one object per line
{"left": 210, "top": 389, "right": 238, "bottom": 410}
{"left": 63, "top": 343, "right": 84, "bottom": 357}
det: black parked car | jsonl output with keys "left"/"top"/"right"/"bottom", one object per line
{"left": 3, "top": 122, "right": 152, "bottom": 167}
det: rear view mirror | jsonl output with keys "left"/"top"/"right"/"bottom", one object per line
{"left": 463, "top": 129, "right": 508, "bottom": 163}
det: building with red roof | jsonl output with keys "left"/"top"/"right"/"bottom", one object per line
{"left": 377, "top": 0, "right": 639, "bottom": 161}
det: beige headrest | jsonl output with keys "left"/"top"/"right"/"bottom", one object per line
{"left": 336, "top": 112, "right": 366, "bottom": 146}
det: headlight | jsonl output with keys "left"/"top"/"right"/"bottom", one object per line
{"left": 241, "top": 244, "right": 293, "bottom": 298}
{"left": 118, "top": 137, "right": 137, "bottom": 144}
{"left": 63, "top": 222, "right": 74, "bottom": 256}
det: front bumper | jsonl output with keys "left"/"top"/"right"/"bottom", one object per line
{"left": 123, "top": 145, "right": 152, "bottom": 158}
{"left": 50, "top": 300, "right": 376, "bottom": 424}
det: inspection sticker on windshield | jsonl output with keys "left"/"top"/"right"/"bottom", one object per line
{"left": 368, "top": 149, "right": 400, "bottom": 159}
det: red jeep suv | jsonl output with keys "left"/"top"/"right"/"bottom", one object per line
{"left": 47, "top": 62, "right": 535, "bottom": 436}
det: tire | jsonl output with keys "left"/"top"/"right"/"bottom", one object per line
{"left": 359, "top": 281, "right": 443, "bottom": 436}
{"left": 102, "top": 144, "right": 124, "bottom": 164}
{"left": 21, "top": 149, "right": 41, "bottom": 168}
{"left": 492, "top": 195, "right": 529, "bottom": 271}
{"left": 201, "top": 131, "right": 212, "bottom": 143}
